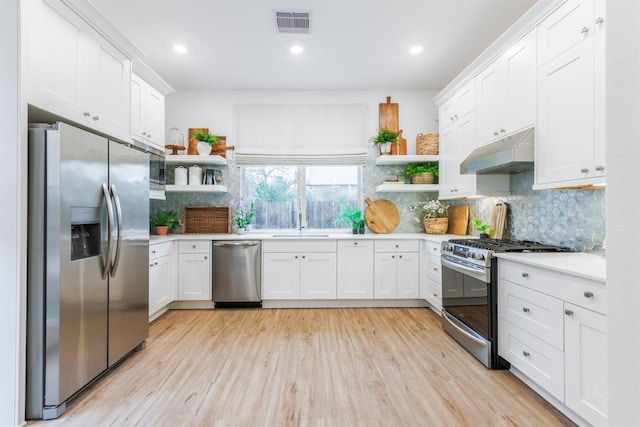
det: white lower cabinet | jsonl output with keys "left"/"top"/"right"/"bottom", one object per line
{"left": 262, "top": 240, "right": 337, "bottom": 300}
{"left": 498, "top": 258, "right": 607, "bottom": 426}
{"left": 423, "top": 241, "right": 443, "bottom": 311}
{"left": 149, "top": 242, "right": 174, "bottom": 316}
{"left": 178, "top": 241, "right": 212, "bottom": 300}
{"left": 337, "top": 240, "right": 374, "bottom": 299}
{"left": 374, "top": 240, "right": 419, "bottom": 299}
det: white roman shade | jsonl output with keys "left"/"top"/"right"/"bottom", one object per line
{"left": 234, "top": 103, "right": 368, "bottom": 165}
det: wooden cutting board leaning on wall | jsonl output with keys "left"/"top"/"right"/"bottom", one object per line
{"left": 490, "top": 203, "right": 508, "bottom": 239}
{"left": 379, "top": 96, "right": 407, "bottom": 155}
{"left": 364, "top": 197, "right": 400, "bottom": 234}
{"left": 447, "top": 205, "right": 469, "bottom": 235}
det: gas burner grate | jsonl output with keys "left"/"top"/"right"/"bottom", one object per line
{"left": 448, "top": 239, "right": 573, "bottom": 252}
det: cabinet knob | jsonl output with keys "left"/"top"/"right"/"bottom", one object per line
{"left": 147, "top": 134, "right": 152, "bottom": 138}
{"left": 521, "top": 272, "right": 529, "bottom": 278}
{"left": 584, "top": 291, "right": 594, "bottom": 299}
{"left": 595, "top": 165, "right": 605, "bottom": 171}
{"left": 433, "top": 267, "right": 438, "bottom": 271}
{"left": 500, "top": 129, "right": 506, "bottom": 133}
{"left": 302, "top": 255, "right": 306, "bottom": 259}
{"left": 522, "top": 307, "right": 530, "bottom": 313}
{"left": 154, "top": 262, "right": 158, "bottom": 266}
{"left": 354, "top": 242, "right": 358, "bottom": 245}
{"left": 565, "top": 309, "right": 574, "bottom": 316}
{"left": 152, "top": 250, "right": 156, "bottom": 254}
{"left": 398, "top": 255, "right": 403, "bottom": 259}
{"left": 83, "top": 111, "right": 91, "bottom": 117}
{"left": 92, "top": 116, "right": 99, "bottom": 121}
{"left": 595, "top": 16, "right": 604, "bottom": 25}
{"left": 493, "top": 131, "right": 499, "bottom": 136}
{"left": 522, "top": 350, "right": 530, "bottom": 357}
{"left": 581, "top": 168, "right": 589, "bottom": 173}
{"left": 149, "top": 264, "right": 153, "bottom": 267}
{"left": 294, "top": 255, "right": 298, "bottom": 259}
{"left": 193, "top": 245, "right": 196, "bottom": 248}
{"left": 433, "top": 293, "right": 438, "bottom": 297}
{"left": 432, "top": 247, "right": 437, "bottom": 251}
{"left": 581, "top": 26, "right": 590, "bottom": 34}
{"left": 392, "top": 255, "right": 395, "bottom": 259}
{"left": 142, "top": 132, "right": 147, "bottom": 136}
{"left": 204, "top": 256, "right": 207, "bottom": 260}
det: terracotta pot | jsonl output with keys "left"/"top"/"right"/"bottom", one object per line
{"left": 155, "top": 225, "right": 168, "bottom": 236}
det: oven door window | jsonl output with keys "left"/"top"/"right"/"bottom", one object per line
{"left": 442, "top": 265, "right": 489, "bottom": 339}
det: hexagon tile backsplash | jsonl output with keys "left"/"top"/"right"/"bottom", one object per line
{"left": 454, "top": 171, "right": 606, "bottom": 253}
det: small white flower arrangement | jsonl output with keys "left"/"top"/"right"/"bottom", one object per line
{"left": 410, "top": 199, "right": 449, "bottom": 222}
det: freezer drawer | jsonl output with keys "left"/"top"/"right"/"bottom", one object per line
{"left": 212, "top": 241, "right": 261, "bottom": 307}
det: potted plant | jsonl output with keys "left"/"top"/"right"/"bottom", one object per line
{"left": 472, "top": 220, "right": 494, "bottom": 239}
{"left": 410, "top": 200, "right": 449, "bottom": 234}
{"left": 234, "top": 198, "right": 256, "bottom": 233}
{"left": 369, "top": 128, "right": 400, "bottom": 155}
{"left": 336, "top": 203, "right": 364, "bottom": 234}
{"left": 402, "top": 163, "right": 439, "bottom": 184}
{"left": 150, "top": 209, "right": 178, "bottom": 236}
{"left": 192, "top": 129, "right": 219, "bottom": 155}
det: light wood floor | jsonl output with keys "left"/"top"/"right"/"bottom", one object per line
{"left": 30, "top": 308, "right": 574, "bottom": 426}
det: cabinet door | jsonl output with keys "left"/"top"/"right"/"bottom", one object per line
{"left": 149, "top": 254, "right": 172, "bottom": 315}
{"left": 477, "top": 59, "right": 506, "bottom": 144}
{"left": 438, "top": 126, "right": 457, "bottom": 199}
{"left": 374, "top": 253, "right": 397, "bottom": 299}
{"left": 300, "top": 253, "right": 337, "bottom": 299}
{"left": 145, "top": 86, "right": 165, "bottom": 150}
{"left": 396, "top": 252, "right": 419, "bottom": 298}
{"left": 263, "top": 253, "right": 300, "bottom": 299}
{"left": 564, "top": 304, "right": 608, "bottom": 426}
{"left": 537, "top": 0, "right": 593, "bottom": 66}
{"left": 337, "top": 241, "right": 374, "bottom": 299}
{"left": 537, "top": 39, "right": 594, "bottom": 186}
{"left": 130, "top": 73, "right": 145, "bottom": 140}
{"left": 505, "top": 30, "right": 537, "bottom": 134}
{"left": 178, "top": 253, "right": 211, "bottom": 300}
{"left": 455, "top": 112, "right": 478, "bottom": 196}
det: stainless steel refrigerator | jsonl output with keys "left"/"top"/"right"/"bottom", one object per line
{"left": 26, "top": 122, "right": 150, "bottom": 419}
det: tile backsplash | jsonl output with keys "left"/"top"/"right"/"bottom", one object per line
{"left": 153, "top": 151, "right": 605, "bottom": 253}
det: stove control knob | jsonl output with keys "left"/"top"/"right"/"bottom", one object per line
{"left": 472, "top": 253, "right": 485, "bottom": 261}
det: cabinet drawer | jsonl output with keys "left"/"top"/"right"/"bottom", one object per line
{"left": 426, "top": 241, "right": 442, "bottom": 256}
{"left": 499, "top": 259, "right": 607, "bottom": 314}
{"left": 263, "top": 239, "right": 336, "bottom": 253}
{"left": 426, "top": 279, "right": 442, "bottom": 304}
{"left": 499, "top": 280, "right": 564, "bottom": 350}
{"left": 499, "top": 319, "right": 564, "bottom": 402}
{"left": 178, "top": 240, "right": 211, "bottom": 254}
{"left": 375, "top": 240, "right": 419, "bottom": 252}
{"left": 150, "top": 241, "right": 172, "bottom": 259}
{"left": 427, "top": 255, "right": 442, "bottom": 284}
{"left": 337, "top": 239, "right": 373, "bottom": 250}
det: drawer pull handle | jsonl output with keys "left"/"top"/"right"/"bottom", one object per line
{"left": 522, "top": 307, "right": 530, "bottom": 313}
{"left": 149, "top": 264, "right": 153, "bottom": 267}
{"left": 433, "top": 293, "right": 438, "bottom": 297}
{"left": 581, "top": 26, "right": 589, "bottom": 34}
{"left": 192, "top": 245, "right": 196, "bottom": 248}
{"left": 565, "top": 309, "right": 574, "bottom": 316}
{"left": 522, "top": 351, "right": 530, "bottom": 357}
{"left": 433, "top": 267, "right": 438, "bottom": 271}
{"left": 581, "top": 167, "right": 589, "bottom": 173}
{"left": 152, "top": 250, "right": 156, "bottom": 254}
{"left": 521, "top": 272, "right": 529, "bottom": 278}
{"left": 584, "top": 291, "right": 594, "bottom": 299}
{"left": 595, "top": 16, "right": 604, "bottom": 25}
{"left": 204, "top": 256, "right": 207, "bottom": 260}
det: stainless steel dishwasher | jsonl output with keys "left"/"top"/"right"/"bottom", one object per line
{"left": 212, "top": 241, "right": 261, "bottom": 308}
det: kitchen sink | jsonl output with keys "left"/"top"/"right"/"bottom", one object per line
{"left": 271, "top": 234, "right": 331, "bottom": 238}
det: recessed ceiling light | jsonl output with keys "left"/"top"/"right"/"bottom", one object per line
{"left": 409, "top": 45, "right": 423, "bottom": 55}
{"left": 173, "top": 44, "right": 188, "bottom": 54}
{"left": 290, "top": 45, "right": 304, "bottom": 54}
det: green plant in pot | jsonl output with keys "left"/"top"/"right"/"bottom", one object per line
{"left": 336, "top": 203, "right": 365, "bottom": 234}
{"left": 402, "top": 163, "right": 439, "bottom": 184}
{"left": 150, "top": 209, "right": 178, "bottom": 236}
{"left": 369, "top": 128, "right": 399, "bottom": 155}
{"left": 472, "top": 219, "right": 494, "bottom": 239}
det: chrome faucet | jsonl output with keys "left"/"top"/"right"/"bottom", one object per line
{"left": 298, "top": 198, "right": 305, "bottom": 233}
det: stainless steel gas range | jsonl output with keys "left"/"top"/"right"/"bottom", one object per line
{"left": 440, "top": 238, "right": 572, "bottom": 369}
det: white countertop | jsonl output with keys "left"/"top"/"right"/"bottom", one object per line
{"left": 495, "top": 252, "right": 606, "bottom": 283}
{"left": 150, "top": 232, "right": 464, "bottom": 244}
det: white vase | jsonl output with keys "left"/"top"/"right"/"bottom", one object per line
{"left": 245, "top": 224, "right": 252, "bottom": 231}
{"left": 197, "top": 142, "right": 210, "bottom": 155}
{"left": 379, "top": 142, "right": 392, "bottom": 155}
{"left": 236, "top": 227, "right": 245, "bottom": 235}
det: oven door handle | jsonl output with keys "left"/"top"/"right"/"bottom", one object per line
{"left": 441, "top": 257, "right": 487, "bottom": 277}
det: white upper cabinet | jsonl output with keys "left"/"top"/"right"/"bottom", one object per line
{"left": 27, "top": 0, "right": 131, "bottom": 142}
{"left": 439, "top": 80, "right": 476, "bottom": 130}
{"left": 535, "top": 0, "right": 605, "bottom": 189}
{"left": 131, "top": 73, "right": 165, "bottom": 151}
{"left": 477, "top": 30, "right": 537, "bottom": 146}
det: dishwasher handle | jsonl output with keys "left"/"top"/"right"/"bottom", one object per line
{"left": 214, "top": 241, "right": 260, "bottom": 247}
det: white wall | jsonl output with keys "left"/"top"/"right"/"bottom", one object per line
{"left": 607, "top": 1, "right": 640, "bottom": 424}
{"left": 0, "top": 0, "right": 26, "bottom": 425}
{"left": 166, "top": 90, "right": 439, "bottom": 154}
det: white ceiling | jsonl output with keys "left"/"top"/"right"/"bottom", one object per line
{"left": 91, "top": 0, "right": 537, "bottom": 91}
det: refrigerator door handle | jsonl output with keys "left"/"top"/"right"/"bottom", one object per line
{"left": 110, "top": 184, "right": 123, "bottom": 278}
{"left": 101, "top": 182, "right": 115, "bottom": 280}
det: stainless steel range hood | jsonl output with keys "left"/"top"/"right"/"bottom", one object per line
{"left": 460, "top": 127, "right": 534, "bottom": 175}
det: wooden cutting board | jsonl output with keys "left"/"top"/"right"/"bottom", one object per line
{"left": 379, "top": 96, "right": 406, "bottom": 155}
{"left": 447, "top": 205, "right": 469, "bottom": 235}
{"left": 490, "top": 203, "right": 508, "bottom": 239}
{"left": 364, "top": 197, "right": 399, "bottom": 234}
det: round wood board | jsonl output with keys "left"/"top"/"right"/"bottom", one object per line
{"left": 364, "top": 197, "right": 400, "bottom": 234}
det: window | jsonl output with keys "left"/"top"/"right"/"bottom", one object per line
{"left": 242, "top": 166, "right": 362, "bottom": 230}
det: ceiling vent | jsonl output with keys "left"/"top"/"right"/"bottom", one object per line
{"left": 275, "top": 11, "right": 310, "bottom": 34}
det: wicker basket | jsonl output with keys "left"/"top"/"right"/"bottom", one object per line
{"left": 424, "top": 217, "right": 448, "bottom": 234}
{"left": 416, "top": 133, "right": 439, "bottom": 155}
{"left": 182, "top": 206, "right": 231, "bottom": 234}
{"left": 411, "top": 172, "right": 434, "bottom": 184}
